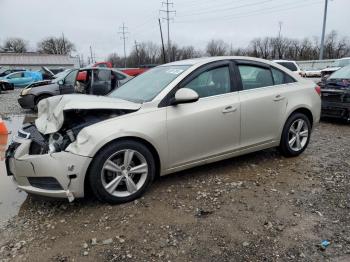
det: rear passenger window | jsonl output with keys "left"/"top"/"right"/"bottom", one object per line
{"left": 271, "top": 68, "right": 296, "bottom": 85}
{"left": 238, "top": 65, "right": 273, "bottom": 90}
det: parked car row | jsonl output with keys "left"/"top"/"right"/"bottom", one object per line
{"left": 6, "top": 56, "right": 321, "bottom": 204}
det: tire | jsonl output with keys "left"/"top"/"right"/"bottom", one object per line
{"left": 34, "top": 94, "right": 51, "bottom": 111}
{"left": 88, "top": 140, "right": 156, "bottom": 204}
{"left": 279, "top": 113, "right": 311, "bottom": 157}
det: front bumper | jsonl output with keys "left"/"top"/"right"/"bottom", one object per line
{"left": 321, "top": 101, "right": 350, "bottom": 120}
{"left": 18, "top": 94, "right": 35, "bottom": 109}
{"left": 5, "top": 135, "right": 92, "bottom": 200}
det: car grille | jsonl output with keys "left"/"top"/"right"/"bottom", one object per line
{"left": 28, "top": 177, "right": 63, "bottom": 190}
{"left": 322, "top": 92, "right": 343, "bottom": 103}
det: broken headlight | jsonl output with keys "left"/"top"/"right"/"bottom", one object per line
{"left": 48, "top": 130, "right": 76, "bottom": 153}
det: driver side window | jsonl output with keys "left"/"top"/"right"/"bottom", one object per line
{"left": 183, "top": 66, "right": 231, "bottom": 98}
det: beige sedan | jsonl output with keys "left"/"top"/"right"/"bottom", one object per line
{"left": 6, "top": 57, "right": 321, "bottom": 204}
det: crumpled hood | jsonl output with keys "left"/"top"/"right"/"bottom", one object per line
{"left": 35, "top": 94, "right": 141, "bottom": 134}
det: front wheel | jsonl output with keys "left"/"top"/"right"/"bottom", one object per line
{"left": 279, "top": 113, "right": 311, "bottom": 157}
{"left": 88, "top": 140, "right": 155, "bottom": 204}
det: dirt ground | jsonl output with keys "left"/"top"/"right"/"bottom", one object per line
{"left": 1, "top": 92, "right": 350, "bottom": 261}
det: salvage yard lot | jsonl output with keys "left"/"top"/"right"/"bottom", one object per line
{"left": 0, "top": 90, "right": 350, "bottom": 261}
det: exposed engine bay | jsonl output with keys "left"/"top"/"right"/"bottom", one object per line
{"left": 21, "top": 109, "right": 135, "bottom": 155}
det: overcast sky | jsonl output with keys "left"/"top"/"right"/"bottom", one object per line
{"left": 0, "top": 0, "right": 349, "bottom": 61}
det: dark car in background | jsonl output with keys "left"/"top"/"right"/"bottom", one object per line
{"left": 321, "top": 65, "right": 350, "bottom": 121}
{"left": 18, "top": 67, "right": 132, "bottom": 110}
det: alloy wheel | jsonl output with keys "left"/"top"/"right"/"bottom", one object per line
{"left": 288, "top": 119, "right": 309, "bottom": 152}
{"left": 101, "top": 149, "right": 148, "bottom": 197}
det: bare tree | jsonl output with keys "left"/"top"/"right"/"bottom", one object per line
{"left": 37, "top": 36, "right": 75, "bottom": 55}
{"left": 2, "top": 38, "right": 28, "bottom": 53}
{"left": 107, "top": 53, "right": 124, "bottom": 67}
{"left": 206, "top": 40, "right": 228, "bottom": 56}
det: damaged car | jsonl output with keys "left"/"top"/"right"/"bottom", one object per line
{"left": 18, "top": 68, "right": 132, "bottom": 111}
{"left": 321, "top": 65, "right": 350, "bottom": 121}
{"left": 6, "top": 57, "right": 321, "bottom": 204}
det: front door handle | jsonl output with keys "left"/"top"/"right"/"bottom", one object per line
{"left": 222, "top": 105, "right": 237, "bottom": 114}
{"left": 273, "top": 94, "right": 285, "bottom": 101}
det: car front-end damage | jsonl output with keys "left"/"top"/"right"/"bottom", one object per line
{"left": 321, "top": 80, "right": 350, "bottom": 120}
{"left": 5, "top": 95, "right": 141, "bottom": 201}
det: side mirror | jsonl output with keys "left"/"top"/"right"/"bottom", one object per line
{"left": 58, "top": 80, "right": 64, "bottom": 85}
{"left": 171, "top": 88, "right": 199, "bottom": 105}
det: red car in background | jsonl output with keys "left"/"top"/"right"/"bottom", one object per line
{"left": 91, "top": 62, "right": 158, "bottom": 77}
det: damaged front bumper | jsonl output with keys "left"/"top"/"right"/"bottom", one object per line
{"left": 5, "top": 130, "right": 92, "bottom": 201}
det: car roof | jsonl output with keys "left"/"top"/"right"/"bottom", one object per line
{"left": 273, "top": 60, "right": 296, "bottom": 63}
{"left": 162, "top": 56, "right": 284, "bottom": 67}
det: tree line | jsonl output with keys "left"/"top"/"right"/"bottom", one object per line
{"left": 0, "top": 36, "right": 75, "bottom": 55}
{"left": 1, "top": 30, "right": 349, "bottom": 67}
{"left": 108, "top": 30, "right": 350, "bottom": 68}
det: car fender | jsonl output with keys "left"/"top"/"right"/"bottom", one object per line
{"left": 65, "top": 108, "right": 169, "bottom": 173}
{"left": 30, "top": 83, "right": 60, "bottom": 97}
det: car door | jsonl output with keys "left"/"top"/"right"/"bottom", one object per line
{"left": 166, "top": 61, "right": 241, "bottom": 169}
{"left": 91, "top": 69, "right": 112, "bottom": 95}
{"left": 59, "top": 69, "right": 78, "bottom": 94}
{"left": 236, "top": 60, "right": 288, "bottom": 148}
{"left": 6, "top": 72, "right": 25, "bottom": 87}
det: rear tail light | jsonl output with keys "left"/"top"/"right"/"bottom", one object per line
{"left": 315, "top": 85, "right": 321, "bottom": 96}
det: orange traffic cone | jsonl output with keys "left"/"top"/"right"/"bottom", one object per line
{"left": 0, "top": 134, "right": 8, "bottom": 161}
{"left": 0, "top": 117, "right": 8, "bottom": 135}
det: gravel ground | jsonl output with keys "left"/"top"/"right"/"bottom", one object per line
{"left": 0, "top": 92, "right": 350, "bottom": 261}
{"left": 0, "top": 90, "right": 28, "bottom": 116}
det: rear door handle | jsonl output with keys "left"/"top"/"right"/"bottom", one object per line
{"left": 273, "top": 94, "right": 285, "bottom": 101}
{"left": 222, "top": 105, "right": 237, "bottom": 114}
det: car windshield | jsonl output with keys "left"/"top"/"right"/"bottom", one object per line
{"left": 52, "top": 69, "right": 73, "bottom": 83}
{"left": 329, "top": 65, "right": 350, "bottom": 80}
{"left": 276, "top": 62, "right": 298, "bottom": 71}
{"left": 332, "top": 59, "right": 350, "bottom": 68}
{"left": 109, "top": 65, "right": 190, "bottom": 103}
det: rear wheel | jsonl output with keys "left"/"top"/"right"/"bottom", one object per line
{"left": 279, "top": 113, "right": 311, "bottom": 157}
{"left": 88, "top": 140, "right": 155, "bottom": 204}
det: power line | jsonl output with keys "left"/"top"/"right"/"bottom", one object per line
{"left": 175, "top": 0, "right": 322, "bottom": 23}
{"left": 177, "top": 0, "right": 274, "bottom": 17}
{"left": 160, "top": 0, "right": 176, "bottom": 63}
{"left": 118, "top": 23, "right": 129, "bottom": 68}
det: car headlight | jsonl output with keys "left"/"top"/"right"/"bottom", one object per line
{"left": 21, "top": 88, "right": 32, "bottom": 96}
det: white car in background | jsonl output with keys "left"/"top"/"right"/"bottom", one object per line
{"left": 6, "top": 57, "right": 321, "bottom": 204}
{"left": 273, "top": 60, "right": 306, "bottom": 77}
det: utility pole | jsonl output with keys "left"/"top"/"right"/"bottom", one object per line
{"left": 89, "top": 45, "right": 94, "bottom": 64}
{"left": 160, "top": 0, "right": 176, "bottom": 63}
{"left": 134, "top": 40, "right": 140, "bottom": 67}
{"left": 119, "top": 23, "right": 129, "bottom": 68}
{"left": 62, "top": 33, "right": 67, "bottom": 55}
{"left": 278, "top": 21, "right": 283, "bottom": 39}
{"left": 158, "top": 18, "right": 167, "bottom": 64}
{"left": 319, "top": 0, "right": 329, "bottom": 60}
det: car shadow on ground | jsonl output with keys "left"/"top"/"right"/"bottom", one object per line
{"left": 17, "top": 147, "right": 281, "bottom": 213}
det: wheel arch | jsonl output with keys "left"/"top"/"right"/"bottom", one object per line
{"left": 34, "top": 93, "right": 53, "bottom": 104}
{"left": 287, "top": 107, "right": 314, "bottom": 128}
{"left": 83, "top": 136, "right": 161, "bottom": 197}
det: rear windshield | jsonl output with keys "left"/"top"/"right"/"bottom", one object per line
{"left": 276, "top": 62, "right": 298, "bottom": 72}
